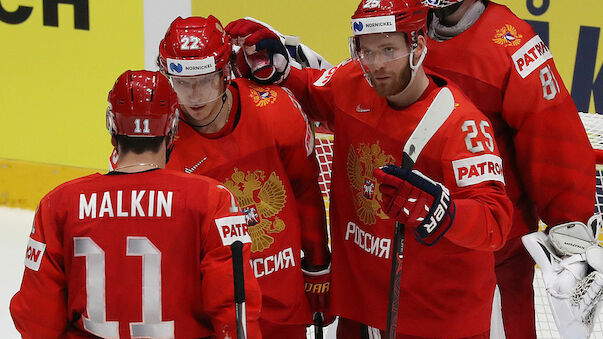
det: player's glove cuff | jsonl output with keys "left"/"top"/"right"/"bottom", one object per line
{"left": 374, "top": 164, "right": 455, "bottom": 246}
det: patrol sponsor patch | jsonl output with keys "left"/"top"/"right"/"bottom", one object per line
{"left": 452, "top": 154, "right": 505, "bottom": 187}
{"left": 512, "top": 35, "right": 553, "bottom": 79}
{"left": 24, "top": 238, "right": 46, "bottom": 271}
{"left": 492, "top": 24, "right": 522, "bottom": 47}
{"left": 249, "top": 86, "right": 277, "bottom": 107}
{"left": 215, "top": 215, "right": 252, "bottom": 245}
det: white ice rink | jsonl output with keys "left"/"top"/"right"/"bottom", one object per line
{"left": 1, "top": 207, "right": 34, "bottom": 338}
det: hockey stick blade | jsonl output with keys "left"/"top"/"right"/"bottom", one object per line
{"left": 402, "top": 87, "right": 455, "bottom": 167}
{"left": 231, "top": 240, "right": 247, "bottom": 339}
{"left": 386, "top": 87, "right": 455, "bottom": 339}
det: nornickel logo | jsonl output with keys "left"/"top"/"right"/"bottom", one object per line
{"left": 353, "top": 22, "right": 364, "bottom": 32}
{"left": 170, "top": 63, "right": 183, "bottom": 73}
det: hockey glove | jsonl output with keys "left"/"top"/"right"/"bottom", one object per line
{"left": 373, "top": 164, "right": 455, "bottom": 246}
{"left": 522, "top": 214, "right": 603, "bottom": 339}
{"left": 302, "top": 264, "right": 335, "bottom": 326}
{"left": 225, "top": 18, "right": 291, "bottom": 85}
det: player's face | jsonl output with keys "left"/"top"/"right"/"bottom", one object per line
{"left": 357, "top": 33, "right": 412, "bottom": 97}
{"left": 170, "top": 71, "right": 226, "bottom": 121}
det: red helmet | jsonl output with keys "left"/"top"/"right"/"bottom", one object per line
{"left": 107, "top": 70, "right": 179, "bottom": 137}
{"left": 351, "top": 0, "right": 428, "bottom": 36}
{"left": 159, "top": 16, "right": 232, "bottom": 77}
{"left": 421, "top": 0, "right": 462, "bottom": 9}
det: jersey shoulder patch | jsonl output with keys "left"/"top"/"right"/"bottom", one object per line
{"left": 452, "top": 154, "right": 505, "bottom": 187}
{"left": 511, "top": 35, "right": 553, "bottom": 79}
{"left": 24, "top": 237, "right": 46, "bottom": 271}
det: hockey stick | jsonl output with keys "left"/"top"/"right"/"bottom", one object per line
{"left": 231, "top": 240, "right": 247, "bottom": 339}
{"left": 313, "top": 312, "right": 324, "bottom": 339}
{"left": 385, "top": 87, "right": 455, "bottom": 339}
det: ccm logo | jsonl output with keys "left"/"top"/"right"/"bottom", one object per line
{"left": 452, "top": 154, "right": 505, "bottom": 187}
{"left": 423, "top": 187, "right": 451, "bottom": 234}
{"left": 24, "top": 238, "right": 46, "bottom": 271}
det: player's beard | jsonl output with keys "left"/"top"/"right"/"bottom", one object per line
{"left": 370, "top": 65, "right": 412, "bottom": 97}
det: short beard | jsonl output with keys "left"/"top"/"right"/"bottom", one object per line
{"left": 370, "top": 65, "right": 412, "bottom": 97}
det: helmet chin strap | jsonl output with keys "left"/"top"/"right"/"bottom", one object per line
{"left": 395, "top": 41, "right": 427, "bottom": 97}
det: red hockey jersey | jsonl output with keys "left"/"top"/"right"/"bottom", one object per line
{"left": 10, "top": 169, "right": 261, "bottom": 339}
{"left": 285, "top": 62, "right": 512, "bottom": 336}
{"left": 424, "top": 2, "right": 595, "bottom": 239}
{"left": 166, "top": 78, "right": 329, "bottom": 325}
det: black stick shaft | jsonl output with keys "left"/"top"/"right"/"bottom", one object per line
{"left": 385, "top": 156, "right": 413, "bottom": 339}
{"left": 314, "top": 312, "right": 324, "bottom": 339}
{"left": 385, "top": 222, "right": 404, "bottom": 339}
{"left": 231, "top": 241, "right": 246, "bottom": 339}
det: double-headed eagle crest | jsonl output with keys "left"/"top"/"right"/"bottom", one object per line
{"left": 223, "top": 168, "right": 287, "bottom": 252}
{"left": 249, "top": 85, "right": 278, "bottom": 107}
{"left": 492, "top": 24, "right": 523, "bottom": 47}
{"left": 347, "top": 142, "right": 394, "bottom": 225}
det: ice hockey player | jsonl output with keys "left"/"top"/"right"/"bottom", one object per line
{"left": 10, "top": 70, "right": 262, "bottom": 338}
{"left": 421, "top": 1, "right": 596, "bottom": 337}
{"left": 227, "top": 0, "right": 513, "bottom": 337}
{"left": 155, "top": 16, "right": 330, "bottom": 338}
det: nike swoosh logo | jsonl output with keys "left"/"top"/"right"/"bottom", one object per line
{"left": 184, "top": 157, "right": 207, "bottom": 174}
{"left": 356, "top": 104, "right": 371, "bottom": 113}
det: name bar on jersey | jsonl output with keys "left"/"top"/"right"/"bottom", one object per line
{"left": 79, "top": 190, "right": 173, "bottom": 220}
{"left": 351, "top": 15, "right": 396, "bottom": 35}
{"left": 166, "top": 57, "right": 216, "bottom": 76}
{"left": 511, "top": 35, "right": 553, "bottom": 79}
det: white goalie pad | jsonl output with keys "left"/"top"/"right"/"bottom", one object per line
{"left": 549, "top": 215, "right": 600, "bottom": 256}
{"left": 523, "top": 231, "right": 603, "bottom": 338}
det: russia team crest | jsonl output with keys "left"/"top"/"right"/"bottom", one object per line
{"left": 492, "top": 24, "right": 522, "bottom": 47}
{"left": 347, "top": 142, "right": 394, "bottom": 225}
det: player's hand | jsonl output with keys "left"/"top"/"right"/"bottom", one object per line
{"left": 373, "top": 164, "right": 455, "bottom": 246}
{"left": 225, "top": 18, "right": 290, "bottom": 84}
{"left": 302, "top": 264, "right": 335, "bottom": 326}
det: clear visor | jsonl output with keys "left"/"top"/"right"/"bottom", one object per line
{"left": 349, "top": 34, "right": 411, "bottom": 71}
{"left": 168, "top": 69, "right": 227, "bottom": 106}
